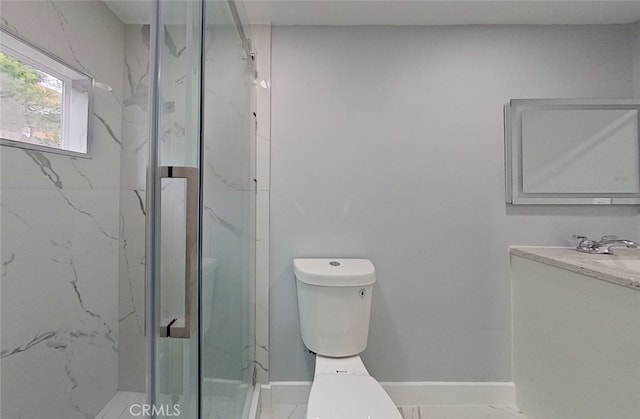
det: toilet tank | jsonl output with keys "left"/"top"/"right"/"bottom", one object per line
{"left": 294, "top": 258, "right": 376, "bottom": 357}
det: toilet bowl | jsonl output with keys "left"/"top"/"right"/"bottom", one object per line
{"left": 293, "top": 258, "right": 402, "bottom": 419}
{"left": 306, "top": 355, "right": 401, "bottom": 419}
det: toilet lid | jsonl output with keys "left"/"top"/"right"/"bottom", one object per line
{"left": 306, "top": 374, "right": 402, "bottom": 419}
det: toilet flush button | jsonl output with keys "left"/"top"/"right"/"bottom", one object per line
{"left": 329, "top": 261, "right": 341, "bottom": 266}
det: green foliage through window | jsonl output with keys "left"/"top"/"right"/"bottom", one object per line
{"left": 0, "top": 51, "right": 63, "bottom": 146}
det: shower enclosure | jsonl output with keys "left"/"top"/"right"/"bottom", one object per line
{"left": 148, "top": 0, "right": 256, "bottom": 417}
{"left": 0, "top": 0, "right": 256, "bottom": 417}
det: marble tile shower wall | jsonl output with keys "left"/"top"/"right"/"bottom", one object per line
{"left": 118, "top": 23, "right": 151, "bottom": 393}
{"left": 0, "top": 2, "right": 125, "bottom": 418}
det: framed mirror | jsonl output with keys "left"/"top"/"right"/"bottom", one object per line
{"left": 505, "top": 99, "right": 640, "bottom": 205}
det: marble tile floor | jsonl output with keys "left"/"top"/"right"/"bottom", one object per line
{"left": 95, "top": 390, "right": 241, "bottom": 419}
{"left": 95, "top": 392, "right": 187, "bottom": 419}
{"left": 97, "top": 394, "right": 528, "bottom": 419}
{"left": 260, "top": 404, "right": 529, "bottom": 419}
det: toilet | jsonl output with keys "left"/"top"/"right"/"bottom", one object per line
{"left": 294, "top": 258, "right": 402, "bottom": 419}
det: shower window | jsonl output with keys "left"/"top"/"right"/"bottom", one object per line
{"left": 0, "top": 29, "right": 93, "bottom": 156}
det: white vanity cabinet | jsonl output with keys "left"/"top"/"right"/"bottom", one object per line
{"left": 510, "top": 247, "right": 640, "bottom": 419}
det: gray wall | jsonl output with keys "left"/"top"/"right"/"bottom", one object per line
{"left": 634, "top": 20, "right": 640, "bottom": 97}
{"left": 636, "top": 21, "right": 640, "bottom": 239}
{"left": 270, "top": 24, "right": 640, "bottom": 382}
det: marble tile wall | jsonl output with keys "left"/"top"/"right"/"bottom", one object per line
{"left": 0, "top": 1, "right": 125, "bottom": 418}
{"left": 118, "top": 23, "right": 150, "bottom": 393}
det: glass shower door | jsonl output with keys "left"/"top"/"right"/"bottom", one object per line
{"left": 147, "top": 0, "right": 203, "bottom": 417}
{"left": 147, "top": 0, "right": 255, "bottom": 418}
{"left": 200, "top": 0, "right": 256, "bottom": 417}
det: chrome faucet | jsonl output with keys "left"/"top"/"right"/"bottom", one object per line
{"left": 573, "top": 235, "right": 639, "bottom": 255}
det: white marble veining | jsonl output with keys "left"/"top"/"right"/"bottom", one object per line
{"left": 260, "top": 404, "right": 528, "bottom": 419}
{"left": 0, "top": 2, "right": 124, "bottom": 418}
{"left": 510, "top": 246, "right": 640, "bottom": 291}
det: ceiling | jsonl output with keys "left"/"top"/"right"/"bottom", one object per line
{"left": 103, "top": 0, "right": 153, "bottom": 23}
{"left": 103, "top": 0, "right": 640, "bottom": 25}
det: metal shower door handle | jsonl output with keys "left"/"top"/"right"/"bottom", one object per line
{"left": 159, "top": 166, "right": 199, "bottom": 339}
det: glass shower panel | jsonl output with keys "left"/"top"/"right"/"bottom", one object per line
{"left": 152, "top": 1, "right": 203, "bottom": 417}
{"left": 200, "top": 0, "right": 256, "bottom": 417}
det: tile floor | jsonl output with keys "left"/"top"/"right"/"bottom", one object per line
{"left": 260, "top": 404, "right": 528, "bottom": 419}
{"left": 95, "top": 389, "right": 245, "bottom": 419}
{"left": 94, "top": 392, "right": 186, "bottom": 419}
{"left": 97, "top": 393, "right": 529, "bottom": 419}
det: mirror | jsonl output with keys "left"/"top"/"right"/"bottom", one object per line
{"left": 505, "top": 99, "right": 640, "bottom": 205}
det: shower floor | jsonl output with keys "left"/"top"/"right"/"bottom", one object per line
{"left": 95, "top": 386, "right": 247, "bottom": 419}
{"left": 95, "top": 392, "right": 145, "bottom": 419}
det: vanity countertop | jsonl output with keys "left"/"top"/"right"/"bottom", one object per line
{"left": 510, "top": 246, "right": 640, "bottom": 291}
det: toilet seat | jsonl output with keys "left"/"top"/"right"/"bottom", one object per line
{"left": 306, "top": 374, "right": 402, "bottom": 419}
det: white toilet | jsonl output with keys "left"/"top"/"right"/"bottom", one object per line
{"left": 294, "top": 258, "right": 402, "bottom": 419}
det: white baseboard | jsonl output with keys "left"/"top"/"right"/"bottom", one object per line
{"left": 382, "top": 382, "right": 516, "bottom": 406}
{"left": 260, "top": 381, "right": 516, "bottom": 408}
{"left": 259, "top": 382, "right": 308, "bottom": 408}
